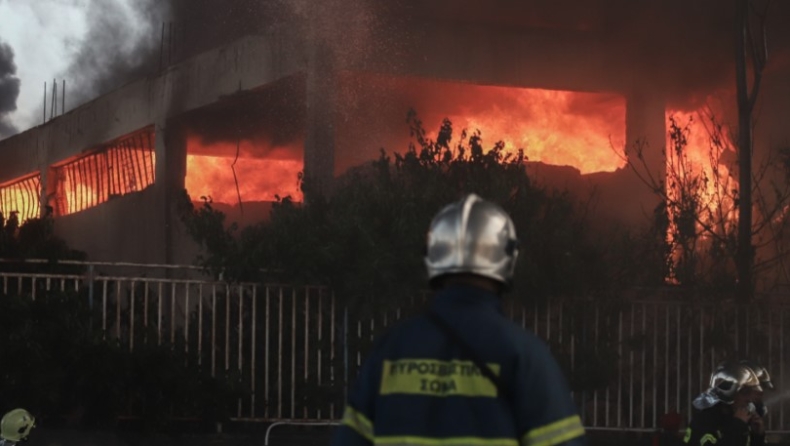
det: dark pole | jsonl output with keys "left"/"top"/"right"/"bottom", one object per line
{"left": 159, "top": 22, "right": 165, "bottom": 71}
{"left": 50, "top": 79, "right": 56, "bottom": 119}
{"left": 735, "top": 0, "right": 753, "bottom": 302}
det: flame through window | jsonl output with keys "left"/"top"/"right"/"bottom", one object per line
{"left": 0, "top": 173, "right": 42, "bottom": 223}
{"left": 52, "top": 127, "right": 156, "bottom": 215}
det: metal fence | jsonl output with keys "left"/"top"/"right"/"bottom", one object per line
{"left": 2, "top": 265, "right": 790, "bottom": 432}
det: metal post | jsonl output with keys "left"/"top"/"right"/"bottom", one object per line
{"left": 87, "top": 265, "right": 95, "bottom": 306}
{"left": 344, "top": 306, "right": 349, "bottom": 402}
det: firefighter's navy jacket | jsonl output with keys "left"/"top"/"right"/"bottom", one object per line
{"left": 330, "top": 284, "right": 586, "bottom": 446}
{"left": 683, "top": 405, "right": 765, "bottom": 446}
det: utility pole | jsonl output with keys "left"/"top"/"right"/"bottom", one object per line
{"left": 734, "top": 0, "right": 769, "bottom": 302}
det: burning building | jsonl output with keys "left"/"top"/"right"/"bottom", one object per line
{"left": 0, "top": 0, "right": 788, "bottom": 265}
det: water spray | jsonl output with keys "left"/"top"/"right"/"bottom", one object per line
{"left": 763, "top": 389, "right": 790, "bottom": 407}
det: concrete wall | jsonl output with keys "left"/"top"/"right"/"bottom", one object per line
{"left": 0, "top": 129, "right": 41, "bottom": 182}
{"left": 53, "top": 187, "right": 162, "bottom": 263}
{"left": 52, "top": 185, "right": 202, "bottom": 266}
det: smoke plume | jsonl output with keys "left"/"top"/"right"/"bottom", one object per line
{"left": 0, "top": 39, "right": 21, "bottom": 139}
{"left": 59, "top": 0, "right": 163, "bottom": 109}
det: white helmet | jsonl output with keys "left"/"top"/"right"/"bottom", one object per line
{"left": 739, "top": 359, "right": 774, "bottom": 390}
{"left": 709, "top": 362, "right": 763, "bottom": 403}
{"left": 694, "top": 362, "right": 763, "bottom": 409}
{"left": 425, "top": 194, "right": 519, "bottom": 286}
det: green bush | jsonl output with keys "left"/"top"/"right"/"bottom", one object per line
{"left": 0, "top": 290, "right": 244, "bottom": 432}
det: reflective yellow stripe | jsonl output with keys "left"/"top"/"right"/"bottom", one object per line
{"left": 521, "top": 415, "right": 585, "bottom": 446}
{"left": 683, "top": 428, "right": 692, "bottom": 443}
{"left": 700, "top": 434, "right": 718, "bottom": 445}
{"left": 342, "top": 406, "right": 374, "bottom": 441}
{"left": 374, "top": 436, "right": 518, "bottom": 445}
{"left": 380, "top": 359, "right": 501, "bottom": 397}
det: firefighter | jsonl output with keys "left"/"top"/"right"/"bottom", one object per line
{"left": 0, "top": 409, "right": 35, "bottom": 446}
{"left": 647, "top": 412, "right": 684, "bottom": 446}
{"left": 330, "top": 194, "right": 586, "bottom": 446}
{"left": 684, "top": 363, "right": 764, "bottom": 446}
{"left": 739, "top": 360, "right": 774, "bottom": 419}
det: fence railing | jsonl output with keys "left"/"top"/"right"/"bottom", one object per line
{"left": 2, "top": 264, "right": 789, "bottom": 432}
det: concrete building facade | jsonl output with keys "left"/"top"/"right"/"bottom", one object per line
{"left": 0, "top": 16, "right": 667, "bottom": 264}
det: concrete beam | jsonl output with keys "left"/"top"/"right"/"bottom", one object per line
{"left": 0, "top": 34, "right": 307, "bottom": 185}
{"left": 347, "top": 18, "right": 630, "bottom": 94}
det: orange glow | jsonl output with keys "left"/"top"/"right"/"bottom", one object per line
{"left": 665, "top": 109, "right": 737, "bottom": 225}
{"left": 51, "top": 128, "right": 156, "bottom": 216}
{"left": 58, "top": 177, "right": 100, "bottom": 216}
{"left": 337, "top": 74, "right": 627, "bottom": 175}
{"left": 664, "top": 108, "right": 737, "bottom": 283}
{"left": 444, "top": 89, "right": 627, "bottom": 173}
{"left": 55, "top": 145, "right": 156, "bottom": 215}
{"left": 184, "top": 137, "right": 303, "bottom": 204}
{"left": 0, "top": 174, "right": 41, "bottom": 223}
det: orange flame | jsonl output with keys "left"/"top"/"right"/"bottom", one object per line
{"left": 665, "top": 109, "right": 737, "bottom": 227}
{"left": 54, "top": 145, "right": 156, "bottom": 215}
{"left": 184, "top": 137, "right": 303, "bottom": 204}
{"left": 663, "top": 107, "right": 738, "bottom": 283}
{"left": 338, "top": 74, "right": 627, "bottom": 174}
{"left": 445, "top": 88, "right": 627, "bottom": 173}
{"left": 0, "top": 174, "right": 41, "bottom": 222}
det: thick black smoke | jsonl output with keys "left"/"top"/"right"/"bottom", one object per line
{"left": 0, "top": 39, "right": 21, "bottom": 139}
{"left": 59, "top": 0, "right": 162, "bottom": 109}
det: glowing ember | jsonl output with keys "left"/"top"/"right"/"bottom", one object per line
{"left": 185, "top": 153, "right": 303, "bottom": 203}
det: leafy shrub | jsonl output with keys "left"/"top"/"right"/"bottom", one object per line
{"left": 0, "top": 290, "right": 243, "bottom": 432}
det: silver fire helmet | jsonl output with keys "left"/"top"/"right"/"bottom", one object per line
{"left": 740, "top": 359, "right": 774, "bottom": 390}
{"left": 708, "top": 362, "right": 763, "bottom": 403}
{"left": 425, "top": 194, "right": 519, "bottom": 286}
